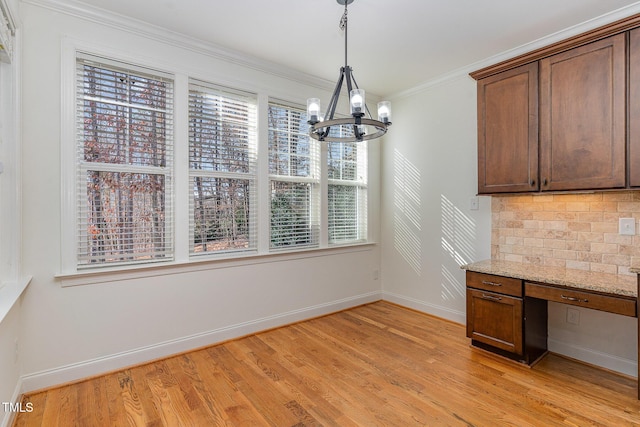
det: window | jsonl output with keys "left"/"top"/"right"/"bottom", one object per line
{"left": 76, "top": 55, "right": 173, "bottom": 268}
{"left": 189, "top": 81, "right": 257, "bottom": 255}
{"left": 69, "top": 51, "right": 370, "bottom": 276}
{"left": 328, "top": 140, "right": 367, "bottom": 244}
{"left": 268, "top": 102, "right": 367, "bottom": 249}
{"left": 268, "top": 103, "right": 320, "bottom": 249}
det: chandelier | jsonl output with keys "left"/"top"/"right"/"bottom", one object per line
{"left": 307, "top": 0, "right": 391, "bottom": 142}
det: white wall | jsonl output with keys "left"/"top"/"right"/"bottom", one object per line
{"left": 17, "top": 3, "right": 382, "bottom": 392}
{"left": 381, "top": 74, "right": 492, "bottom": 323}
{"left": 0, "top": 1, "right": 23, "bottom": 424}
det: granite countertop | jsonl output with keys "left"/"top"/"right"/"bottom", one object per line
{"left": 462, "top": 259, "right": 637, "bottom": 298}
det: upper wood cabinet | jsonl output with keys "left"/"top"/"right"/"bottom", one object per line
{"left": 539, "top": 34, "right": 626, "bottom": 191}
{"left": 471, "top": 13, "right": 640, "bottom": 195}
{"left": 477, "top": 63, "right": 538, "bottom": 194}
{"left": 630, "top": 28, "right": 640, "bottom": 187}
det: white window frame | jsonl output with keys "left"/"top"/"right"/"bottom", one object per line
{"left": 188, "top": 79, "right": 258, "bottom": 257}
{"left": 327, "top": 140, "right": 368, "bottom": 245}
{"left": 267, "top": 101, "right": 320, "bottom": 251}
{"left": 74, "top": 53, "right": 174, "bottom": 269}
{"left": 60, "top": 41, "right": 373, "bottom": 283}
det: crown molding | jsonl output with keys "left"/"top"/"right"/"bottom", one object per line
{"left": 391, "top": 2, "right": 640, "bottom": 100}
{"left": 21, "top": 0, "right": 336, "bottom": 92}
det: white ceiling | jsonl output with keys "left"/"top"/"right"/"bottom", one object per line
{"left": 60, "top": 0, "right": 640, "bottom": 96}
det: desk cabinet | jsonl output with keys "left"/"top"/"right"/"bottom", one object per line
{"left": 466, "top": 287, "right": 523, "bottom": 354}
{"left": 466, "top": 271, "right": 547, "bottom": 364}
{"left": 525, "top": 282, "right": 636, "bottom": 317}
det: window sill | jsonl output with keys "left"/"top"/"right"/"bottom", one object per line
{"left": 56, "top": 243, "right": 377, "bottom": 287}
{"left": 0, "top": 276, "right": 32, "bottom": 324}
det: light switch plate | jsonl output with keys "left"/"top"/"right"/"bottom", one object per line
{"left": 619, "top": 218, "right": 636, "bottom": 236}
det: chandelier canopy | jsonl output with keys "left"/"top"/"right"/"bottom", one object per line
{"left": 307, "top": 0, "right": 391, "bottom": 143}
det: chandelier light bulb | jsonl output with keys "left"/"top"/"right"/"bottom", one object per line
{"left": 350, "top": 89, "right": 365, "bottom": 116}
{"left": 377, "top": 101, "right": 391, "bottom": 124}
{"left": 307, "top": 98, "right": 321, "bottom": 124}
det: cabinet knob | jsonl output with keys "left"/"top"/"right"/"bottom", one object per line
{"left": 530, "top": 179, "right": 535, "bottom": 187}
{"left": 543, "top": 178, "right": 548, "bottom": 186}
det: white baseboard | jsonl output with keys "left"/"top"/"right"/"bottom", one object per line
{"left": 0, "top": 377, "right": 23, "bottom": 427}
{"left": 548, "top": 338, "right": 637, "bottom": 378}
{"left": 382, "top": 291, "right": 465, "bottom": 325}
{"left": 20, "top": 291, "right": 382, "bottom": 393}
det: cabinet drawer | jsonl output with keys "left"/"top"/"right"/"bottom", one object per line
{"left": 466, "top": 288, "right": 523, "bottom": 355}
{"left": 525, "top": 282, "right": 636, "bottom": 317}
{"left": 466, "top": 271, "right": 523, "bottom": 297}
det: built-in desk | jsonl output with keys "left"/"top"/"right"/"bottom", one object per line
{"left": 462, "top": 259, "right": 639, "bottom": 398}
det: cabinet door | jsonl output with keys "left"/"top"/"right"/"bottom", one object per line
{"left": 539, "top": 34, "right": 626, "bottom": 191}
{"left": 466, "top": 288, "right": 523, "bottom": 355}
{"left": 477, "top": 63, "right": 539, "bottom": 194}
{"left": 630, "top": 28, "right": 640, "bottom": 187}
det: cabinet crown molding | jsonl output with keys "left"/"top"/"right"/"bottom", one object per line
{"left": 470, "top": 13, "right": 640, "bottom": 80}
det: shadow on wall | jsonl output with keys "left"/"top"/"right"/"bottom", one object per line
{"left": 441, "top": 194, "right": 476, "bottom": 301}
{"left": 393, "top": 149, "right": 422, "bottom": 275}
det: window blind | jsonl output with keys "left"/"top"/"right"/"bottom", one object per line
{"left": 268, "top": 102, "right": 320, "bottom": 249}
{"left": 189, "top": 80, "right": 257, "bottom": 255}
{"left": 76, "top": 54, "right": 174, "bottom": 267}
{"left": 328, "top": 140, "right": 367, "bottom": 244}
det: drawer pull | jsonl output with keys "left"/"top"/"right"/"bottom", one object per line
{"left": 481, "top": 294, "right": 502, "bottom": 302}
{"left": 481, "top": 280, "right": 502, "bottom": 287}
{"left": 561, "top": 294, "right": 588, "bottom": 303}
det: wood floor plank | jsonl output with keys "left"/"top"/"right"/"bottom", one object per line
{"left": 38, "top": 383, "right": 77, "bottom": 427}
{"left": 13, "top": 301, "right": 640, "bottom": 426}
{"left": 14, "top": 391, "right": 46, "bottom": 427}
{"left": 75, "top": 376, "right": 109, "bottom": 427}
{"left": 254, "top": 330, "right": 362, "bottom": 426}
{"left": 125, "top": 363, "right": 164, "bottom": 427}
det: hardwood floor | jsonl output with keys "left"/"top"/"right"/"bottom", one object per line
{"left": 13, "top": 301, "right": 640, "bottom": 426}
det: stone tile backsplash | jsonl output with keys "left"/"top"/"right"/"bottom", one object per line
{"left": 492, "top": 191, "right": 640, "bottom": 275}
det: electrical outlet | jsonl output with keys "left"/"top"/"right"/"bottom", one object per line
{"left": 566, "top": 308, "right": 580, "bottom": 325}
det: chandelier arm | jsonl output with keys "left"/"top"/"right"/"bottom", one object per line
{"left": 344, "top": 66, "right": 354, "bottom": 97}
{"left": 318, "top": 68, "right": 346, "bottom": 139}
{"left": 325, "top": 68, "right": 345, "bottom": 122}
{"left": 343, "top": 67, "right": 365, "bottom": 140}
